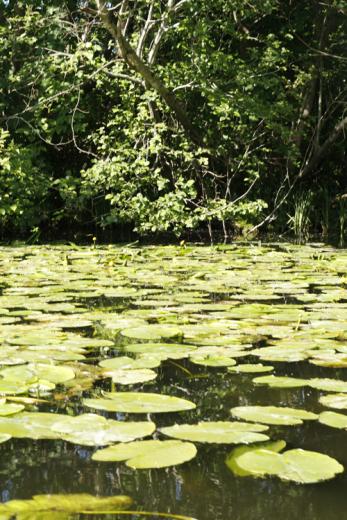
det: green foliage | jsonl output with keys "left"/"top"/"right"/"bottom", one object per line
{"left": 0, "top": 129, "right": 50, "bottom": 233}
{"left": 0, "top": 0, "right": 346, "bottom": 239}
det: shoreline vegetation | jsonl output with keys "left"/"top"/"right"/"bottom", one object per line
{"left": 1, "top": 2, "right": 347, "bottom": 243}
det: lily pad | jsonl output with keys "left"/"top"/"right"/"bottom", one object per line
{"left": 0, "top": 380, "right": 29, "bottom": 395}
{"left": 228, "top": 364, "right": 274, "bottom": 374}
{"left": 160, "top": 421, "right": 269, "bottom": 444}
{"left": 1, "top": 363, "right": 75, "bottom": 385}
{"left": 319, "top": 411, "right": 347, "bottom": 429}
{"left": 121, "top": 324, "right": 183, "bottom": 340}
{"left": 0, "top": 493, "right": 132, "bottom": 514}
{"left": 103, "top": 368, "right": 157, "bottom": 385}
{"left": 309, "top": 378, "right": 347, "bottom": 393}
{"left": 226, "top": 440, "right": 286, "bottom": 477}
{"left": 0, "top": 412, "right": 65, "bottom": 439}
{"left": 253, "top": 375, "right": 309, "bottom": 388}
{"left": 231, "top": 406, "right": 318, "bottom": 425}
{"left": 319, "top": 394, "right": 347, "bottom": 409}
{"left": 190, "top": 356, "right": 237, "bottom": 367}
{"left": 52, "top": 413, "right": 155, "bottom": 446}
{"left": 92, "top": 439, "right": 197, "bottom": 469}
{"left": 84, "top": 392, "right": 196, "bottom": 413}
{"left": 0, "top": 400, "right": 25, "bottom": 416}
{"left": 124, "top": 343, "right": 196, "bottom": 359}
{"left": 230, "top": 446, "right": 343, "bottom": 483}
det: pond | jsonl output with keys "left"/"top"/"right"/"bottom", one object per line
{"left": 0, "top": 242, "right": 347, "bottom": 519}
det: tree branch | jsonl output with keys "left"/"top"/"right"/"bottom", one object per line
{"left": 300, "top": 114, "right": 347, "bottom": 178}
{"left": 136, "top": 1, "right": 156, "bottom": 59}
{"left": 95, "top": 0, "right": 203, "bottom": 147}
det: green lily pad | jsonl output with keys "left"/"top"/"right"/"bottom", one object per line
{"left": 103, "top": 368, "right": 157, "bottom": 385}
{"left": 0, "top": 493, "right": 132, "bottom": 514}
{"left": 92, "top": 439, "right": 197, "bottom": 468}
{"left": 253, "top": 375, "right": 309, "bottom": 388}
{"left": 99, "top": 356, "right": 138, "bottom": 370}
{"left": 160, "top": 421, "right": 269, "bottom": 444}
{"left": 0, "top": 400, "right": 25, "bottom": 416}
{"left": 230, "top": 446, "right": 343, "bottom": 483}
{"left": 52, "top": 413, "right": 155, "bottom": 446}
{"left": 0, "top": 412, "right": 65, "bottom": 439}
{"left": 319, "top": 411, "right": 347, "bottom": 429}
{"left": 228, "top": 364, "right": 274, "bottom": 374}
{"left": 226, "top": 440, "right": 287, "bottom": 477}
{"left": 252, "top": 347, "right": 308, "bottom": 363}
{"left": 0, "top": 380, "right": 29, "bottom": 395}
{"left": 319, "top": 394, "right": 347, "bottom": 409}
{"left": 191, "top": 346, "right": 249, "bottom": 357}
{"left": 231, "top": 406, "right": 318, "bottom": 425}
{"left": 99, "top": 356, "right": 161, "bottom": 370}
{"left": 84, "top": 392, "right": 196, "bottom": 414}
{"left": 309, "top": 378, "right": 347, "bottom": 393}
{"left": 1, "top": 363, "right": 75, "bottom": 385}
{"left": 121, "top": 324, "right": 183, "bottom": 340}
{"left": 190, "top": 356, "right": 237, "bottom": 367}
{"left": 124, "top": 343, "right": 196, "bottom": 359}
{"left": 309, "top": 352, "right": 347, "bottom": 368}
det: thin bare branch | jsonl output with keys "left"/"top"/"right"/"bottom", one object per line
{"left": 136, "top": 1, "right": 156, "bottom": 58}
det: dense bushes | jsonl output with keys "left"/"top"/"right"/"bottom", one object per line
{"left": 1, "top": 1, "right": 346, "bottom": 241}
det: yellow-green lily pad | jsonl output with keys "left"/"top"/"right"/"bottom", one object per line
{"left": 235, "top": 447, "right": 343, "bottom": 483}
{"left": 228, "top": 364, "right": 274, "bottom": 374}
{"left": 231, "top": 405, "right": 318, "bottom": 425}
{"left": 319, "top": 394, "right": 347, "bottom": 409}
{"left": 84, "top": 392, "right": 196, "bottom": 414}
{"left": 160, "top": 421, "right": 269, "bottom": 444}
{"left": 103, "top": 368, "right": 157, "bottom": 385}
{"left": 52, "top": 413, "right": 155, "bottom": 446}
{"left": 92, "top": 439, "right": 197, "bottom": 468}
{"left": 319, "top": 411, "right": 347, "bottom": 429}
{"left": 0, "top": 493, "right": 132, "bottom": 514}
{"left": 121, "top": 324, "right": 183, "bottom": 340}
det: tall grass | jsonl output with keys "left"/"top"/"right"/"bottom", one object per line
{"left": 288, "top": 191, "right": 313, "bottom": 243}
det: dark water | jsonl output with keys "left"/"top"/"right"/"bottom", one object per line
{"left": 2, "top": 361, "right": 347, "bottom": 520}
{"left": 1, "top": 243, "right": 347, "bottom": 520}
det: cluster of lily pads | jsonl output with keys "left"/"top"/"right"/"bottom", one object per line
{"left": 0, "top": 243, "right": 347, "bottom": 490}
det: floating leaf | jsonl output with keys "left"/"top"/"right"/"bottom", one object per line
{"left": 253, "top": 375, "right": 309, "bottom": 388}
{"left": 99, "top": 356, "right": 144, "bottom": 370}
{"left": 190, "top": 356, "right": 237, "bottom": 367}
{"left": 309, "top": 378, "right": 347, "bottom": 393}
{"left": 252, "top": 347, "right": 308, "bottom": 362}
{"left": 226, "top": 440, "right": 286, "bottom": 477}
{"left": 309, "top": 353, "right": 347, "bottom": 368}
{"left": 231, "top": 447, "right": 343, "bottom": 483}
{"left": 1, "top": 363, "right": 75, "bottom": 385}
{"left": 0, "top": 401, "right": 24, "bottom": 416}
{"left": 0, "top": 380, "right": 28, "bottom": 395}
{"left": 319, "top": 411, "right": 347, "bottom": 429}
{"left": 84, "top": 392, "right": 196, "bottom": 414}
{"left": 0, "top": 412, "right": 65, "bottom": 439}
{"left": 319, "top": 394, "right": 347, "bottom": 409}
{"left": 93, "top": 439, "right": 197, "bottom": 468}
{"left": 52, "top": 413, "right": 155, "bottom": 446}
{"left": 124, "top": 343, "right": 196, "bottom": 359}
{"left": 103, "top": 368, "right": 157, "bottom": 385}
{"left": 121, "top": 324, "right": 183, "bottom": 340}
{"left": 230, "top": 406, "right": 318, "bottom": 425}
{"left": 0, "top": 494, "right": 132, "bottom": 514}
{"left": 161, "top": 421, "right": 269, "bottom": 444}
{"left": 228, "top": 364, "right": 274, "bottom": 374}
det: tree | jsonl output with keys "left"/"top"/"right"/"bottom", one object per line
{"left": 0, "top": 0, "right": 346, "bottom": 239}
